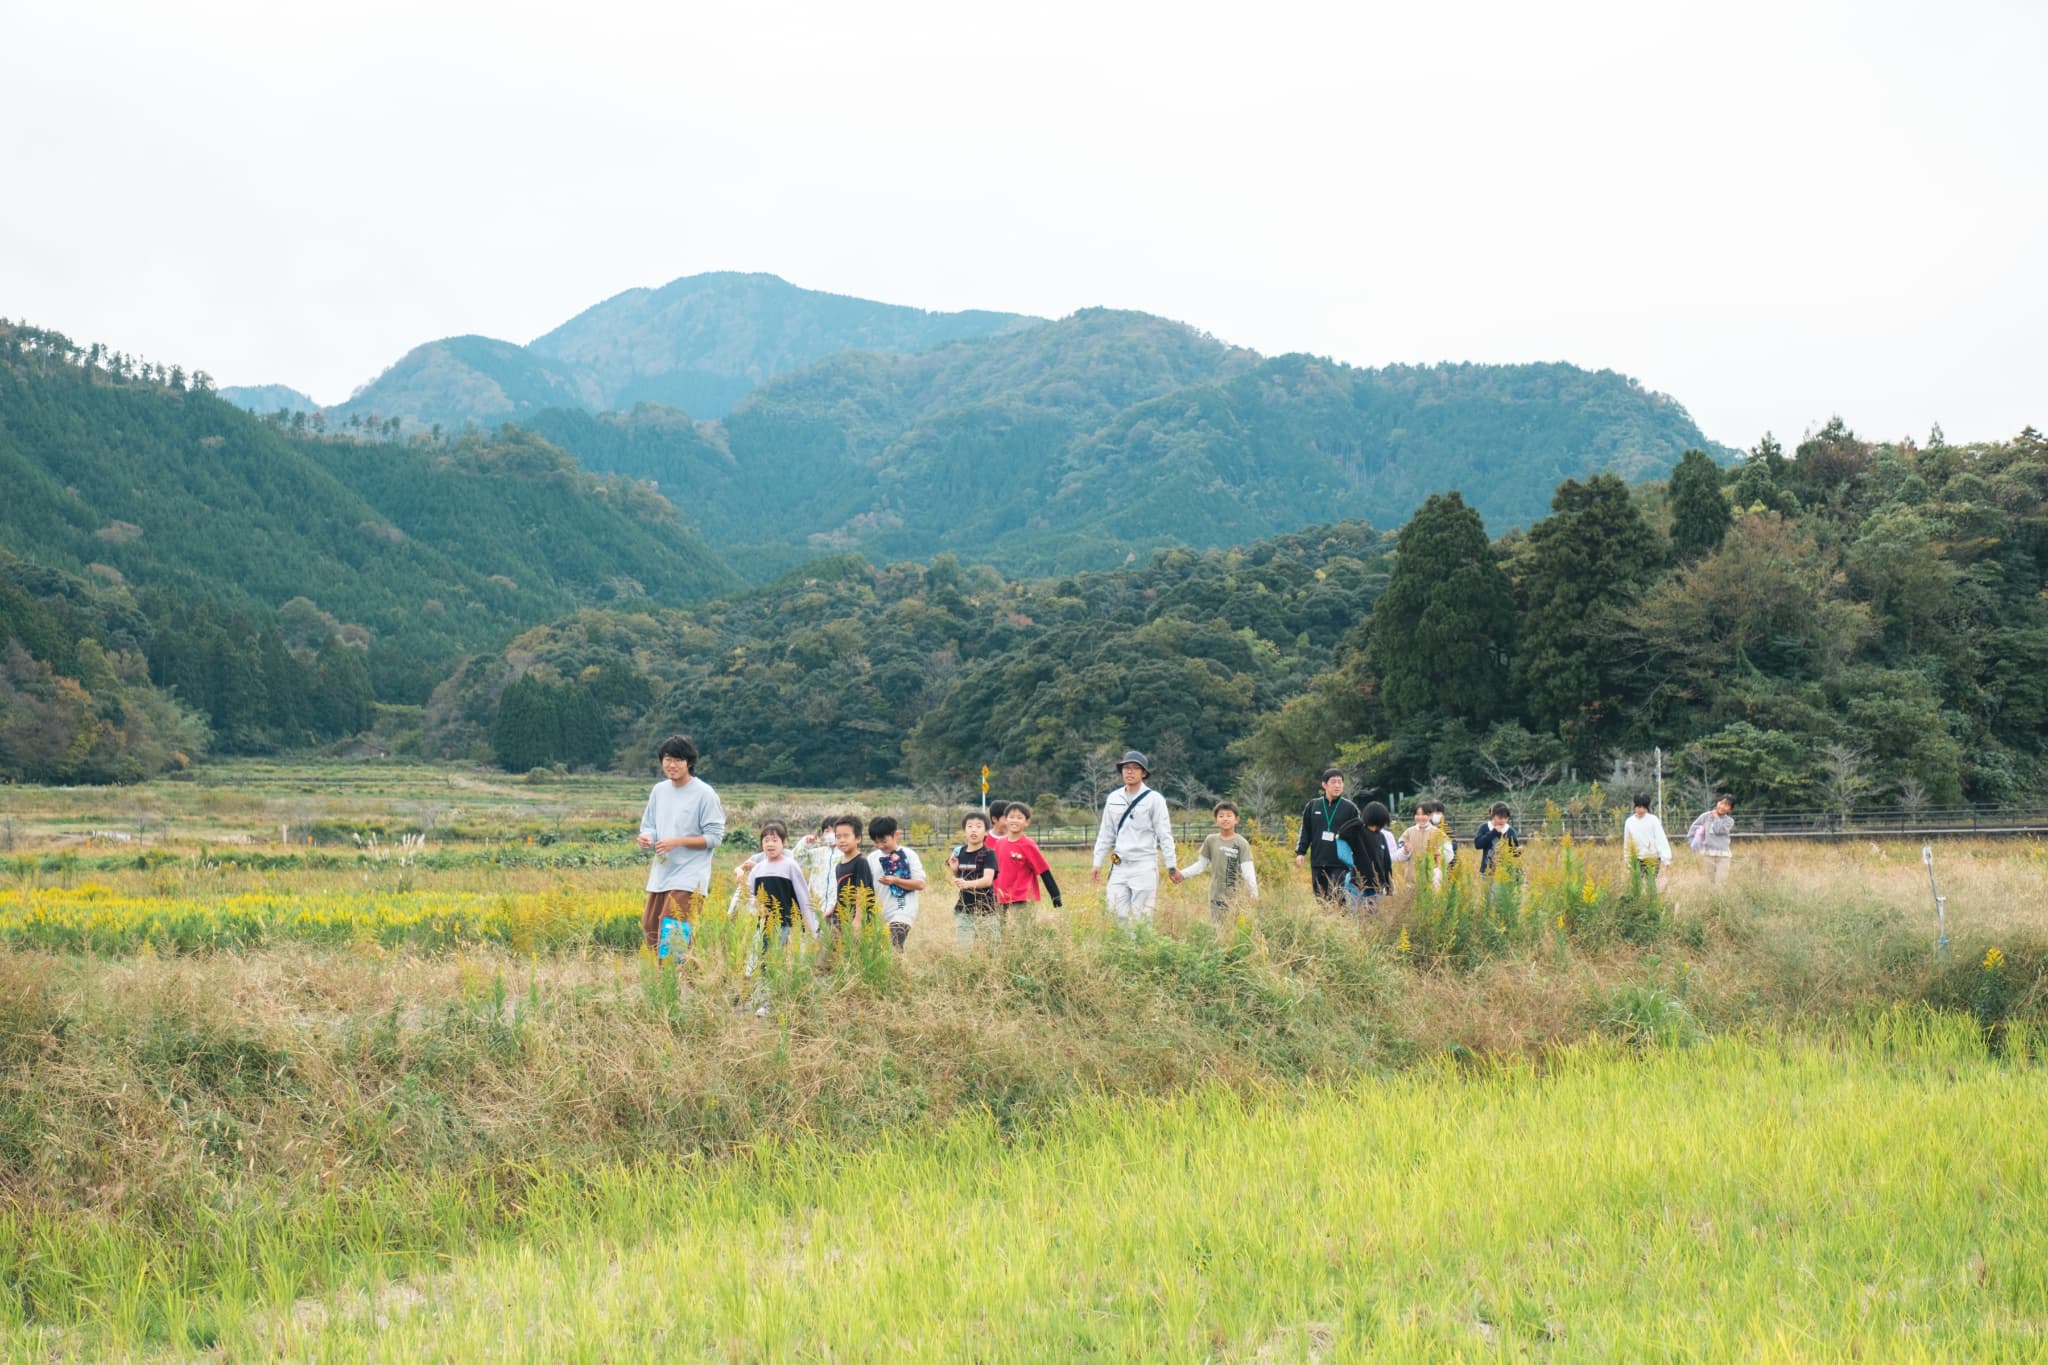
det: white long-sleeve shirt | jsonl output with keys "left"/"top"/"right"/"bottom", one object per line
{"left": 1382, "top": 828, "right": 1409, "bottom": 865}
{"left": 1092, "top": 784, "right": 1177, "bottom": 875}
{"left": 639, "top": 776, "right": 726, "bottom": 894}
{"left": 1623, "top": 811, "right": 1674, "bottom": 866}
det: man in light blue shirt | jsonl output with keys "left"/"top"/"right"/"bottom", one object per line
{"left": 636, "top": 734, "right": 726, "bottom": 956}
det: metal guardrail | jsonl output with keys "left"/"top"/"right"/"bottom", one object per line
{"left": 1025, "top": 806, "right": 2048, "bottom": 848}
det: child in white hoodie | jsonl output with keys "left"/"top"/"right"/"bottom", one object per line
{"left": 1621, "top": 793, "right": 1674, "bottom": 894}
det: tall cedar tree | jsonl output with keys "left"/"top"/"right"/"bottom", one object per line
{"left": 1510, "top": 475, "right": 1663, "bottom": 759}
{"left": 1368, "top": 492, "right": 1513, "bottom": 727}
{"left": 1668, "top": 448, "right": 1732, "bottom": 560}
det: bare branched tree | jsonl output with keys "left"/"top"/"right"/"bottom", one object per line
{"left": 1818, "top": 742, "right": 1875, "bottom": 816}
{"left": 1170, "top": 767, "right": 1218, "bottom": 813}
{"left": 1893, "top": 775, "right": 1930, "bottom": 817}
{"left": 1475, "top": 749, "right": 1559, "bottom": 801}
{"left": 1674, "top": 748, "right": 1722, "bottom": 819}
{"left": 1065, "top": 744, "right": 1123, "bottom": 819}
{"left": 1416, "top": 773, "right": 1474, "bottom": 806}
{"left": 1232, "top": 764, "right": 1284, "bottom": 824}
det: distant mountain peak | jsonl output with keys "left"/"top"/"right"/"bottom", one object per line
{"left": 316, "top": 273, "right": 1040, "bottom": 433}
{"left": 220, "top": 382, "right": 320, "bottom": 415}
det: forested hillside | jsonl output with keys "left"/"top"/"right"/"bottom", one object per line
{"left": 436, "top": 424, "right": 2048, "bottom": 811}
{"left": 0, "top": 323, "right": 740, "bottom": 773}
{"left": 0, "top": 550, "right": 210, "bottom": 782}
{"left": 530, "top": 310, "right": 1733, "bottom": 576}
{"left": 324, "top": 336, "right": 604, "bottom": 431}
{"left": 1243, "top": 428, "right": 2048, "bottom": 809}
{"left": 423, "top": 522, "right": 1393, "bottom": 794}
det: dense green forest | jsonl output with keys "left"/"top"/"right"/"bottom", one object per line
{"left": 0, "top": 322, "right": 747, "bottom": 779}
{"left": 525, "top": 309, "right": 1731, "bottom": 577}
{"left": 0, "top": 322, "right": 740, "bottom": 708}
{"left": 10, "top": 316, "right": 2042, "bottom": 809}
{"left": 438, "top": 423, "right": 2047, "bottom": 812}
{"left": 1240, "top": 427, "right": 2048, "bottom": 809}
{"left": 423, "top": 523, "right": 1393, "bottom": 796}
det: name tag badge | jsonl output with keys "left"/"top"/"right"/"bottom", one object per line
{"left": 1321, "top": 831, "right": 1336, "bottom": 842}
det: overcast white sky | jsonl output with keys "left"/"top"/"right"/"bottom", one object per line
{"left": 3, "top": 0, "right": 2042, "bottom": 448}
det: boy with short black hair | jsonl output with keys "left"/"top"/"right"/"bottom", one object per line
{"left": 866, "top": 815, "right": 926, "bottom": 952}
{"left": 1473, "top": 802, "right": 1520, "bottom": 874}
{"left": 827, "top": 814, "right": 877, "bottom": 933}
{"left": 950, "top": 810, "right": 1001, "bottom": 947}
{"left": 1178, "top": 801, "right": 1259, "bottom": 927}
{"left": 993, "top": 801, "right": 1062, "bottom": 922}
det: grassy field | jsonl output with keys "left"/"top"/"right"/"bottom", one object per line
{"left": 246, "top": 1017, "right": 2048, "bottom": 1361}
{"left": 1, "top": 760, "right": 2044, "bottom": 1358}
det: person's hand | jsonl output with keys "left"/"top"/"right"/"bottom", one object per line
{"left": 1294, "top": 854, "right": 1304, "bottom": 868}
{"left": 1168, "top": 869, "right": 1184, "bottom": 885}
{"left": 637, "top": 833, "right": 654, "bottom": 850}
{"left": 1091, "top": 866, "right": 1102, "bottom": 884}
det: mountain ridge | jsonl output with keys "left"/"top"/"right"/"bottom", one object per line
{"left": 221, "top": 272, "right": 1043, "bottom": 430}
{"left": 525, "top": 309, "right": 1735, "bottom": 577}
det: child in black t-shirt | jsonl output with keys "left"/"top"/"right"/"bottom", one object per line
{"left": 948, "top": 811, "right": 1001, "bottom": 948}
{"left": 828, "top": 814, "right": 877, "bottom": 931}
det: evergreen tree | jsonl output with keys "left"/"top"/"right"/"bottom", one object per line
{"left": 306, "top": 637, "right": 373, "bottom": 738}
{"left": 556, "top": 682, "right": 613, "bottom": 768}
{"left": 1668, "top": 448, "right": 1732, "bottom": 560}
{"left": 257, "top": 622, "right": 307, "bottom": 742}
{"left": 1510, "top": 475, "right": 1663, "bottom": 759}
{"left": 1734, "top": 449, "right": 1782, "bottom": 514}
{"left": 1367, "top": 492, "right": 1513, "bottom": 727}
{"left": 492, "top": 675, "right": 562, "bottom": 772}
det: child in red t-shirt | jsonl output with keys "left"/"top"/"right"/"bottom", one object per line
{"left": 992, "top": 802, "right": 1062, "bottom": 916}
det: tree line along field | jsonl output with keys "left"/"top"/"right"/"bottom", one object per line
{"left": 0, "top": 761, "right": 2044, "bottom": 1357}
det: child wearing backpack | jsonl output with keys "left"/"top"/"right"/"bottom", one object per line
{"left": 1335, "top": 800, "right": 1401, "bottom": 913}
{"left": 1688, "top": 794, "right": 1736, "bottom": 886}
{"left": 865, "top": 816, "right": 926, "bottom": 952}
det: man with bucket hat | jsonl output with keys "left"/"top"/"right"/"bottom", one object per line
{"left": 1090, "top": 749, "right": 1180, "bottom": 926}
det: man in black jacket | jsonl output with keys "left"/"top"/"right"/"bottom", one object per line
{"left": 1294, "top": 767, "right": 1363, "bottom": 904}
